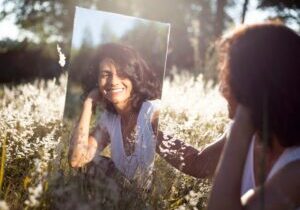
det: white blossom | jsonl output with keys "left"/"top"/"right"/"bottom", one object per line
{"left": 0, "top": 201, "right": 9, "bottom": 210}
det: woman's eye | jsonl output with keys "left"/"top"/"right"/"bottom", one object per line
{"left": 116, "top": 71, "right": 127, "bottom": 79}
{"left": 100, "top": 72, "right": 111, "bottom": 78}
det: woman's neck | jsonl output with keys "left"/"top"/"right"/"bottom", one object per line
{"left": 115, "top": 104, "right": 137, "bottom": 122}
{"left": 114, "top": 100, "right": 133, "bottom": 116}
{"left": 120, "top": 110, "right": 137, "bottom": 124}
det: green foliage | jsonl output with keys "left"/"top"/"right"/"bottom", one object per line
{"left": 1, "top": 0, "right": 299, "bottom": 83}
{"left": 258, "top": 0, "right": 300, "bottom": 26}
{"left": 259, "top": 0, "right": 300, "bottom": 9}
{"left": 0, "top": 39, "right": 63, "bottom": 83}
{"left": 121, "top": 21, "right": 169, "bottom": 77}
{"left": 0, "top": 0, "right": 234, "bottom": 78}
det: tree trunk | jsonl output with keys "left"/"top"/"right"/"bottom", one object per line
{"left": 214, "top": 0, "right": 227, "bottom": 39}
{"left": 241, "top": 0, "right": 249, "bottom": 23}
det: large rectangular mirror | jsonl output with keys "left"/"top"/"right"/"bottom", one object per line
{"left": 63, "top": 6, "right": 170, "bottom": 208}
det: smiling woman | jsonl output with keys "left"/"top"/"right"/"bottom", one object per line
{"left": 99, "top": 58, "right": 134, "bottom": 111}
{"left": 68, "top": 43, "right": 161, "bottom": 189}
{"left": 87, "top": 43, "right": 161, "bottom": 114}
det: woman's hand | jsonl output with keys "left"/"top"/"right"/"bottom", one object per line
{"left": 207, "top": 104, "right": 255, "bottom": 210}
{"left": 231, "top": 104, "right": 254, "bottom": 140}
{"left": 84, "top": 88, "right": 101, "bottom": 108}
{"left": 69, "top": 88, "right": 102, "bottom": 168}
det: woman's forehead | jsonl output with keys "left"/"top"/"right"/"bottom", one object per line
{"left": 99, "top": 58, "right": 117, "bottom": 70}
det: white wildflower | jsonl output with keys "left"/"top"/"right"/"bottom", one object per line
{"left": 57, "top": 44, "right": 66, "bottom": 67}
{"left": 25, "top": 183, "right": 43, "bottom": 207}
{"left": 0, "top": 200, "right": 9, "bottom": 210}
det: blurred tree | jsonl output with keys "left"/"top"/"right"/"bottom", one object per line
{"left": 259, "top": 0, "right": 300, "bottom": 10}
{"left": 0, "top": 0, "right": 231, "bottom": 69}
{"left": 258, "top": 0, "right": 300, "bottom": 25}
{"left": 1, "top": 0, "right": 255, "bottom": 82}
{"left": 69, "top": 26, "right": 94, "bottom": 83}
{"left": 0, "top": 1, "right": 143, "bottom": 46}
{"left": 130, "top": 0, "right": 234, "bottom": 74}
{"left": 0, "top": 39, "right": 61, "bottom": 83}
{"left": 241, "top": 0, "right": 249, "bottom": 23}
{"left": 80, "top": 26, "right": 94, "bottom": 49}
{"left": 121, "top": 21, "right": 169, "bottom": 78}
{"left": 214, "top": 0, "right": 228, "bottom": 38}
{"left": 100, "top": 22, "right": 118, "bottom": 44}
{"left": 0, "top": 0, "right": 129, "bottom": 83}
{"left": 1, "top": 0, "right": 300, "bottom": 83}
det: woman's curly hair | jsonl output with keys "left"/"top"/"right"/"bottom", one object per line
{"left": 218, "top": 22, "right": 300, "bottom": 147}
{"left": 82, "top": 43, "right": 161, "bottom": 114}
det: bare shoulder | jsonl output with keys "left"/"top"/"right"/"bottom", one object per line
{"left": 244, "top": 160, "right": 300, "bottom": 210}
{"left": 151, "top": 110, "right": 160, "bottom": 122}
{"left": 151, "top": 110, "right": 160, "bottom": 132}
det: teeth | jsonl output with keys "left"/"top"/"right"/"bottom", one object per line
{"left": 109, "top": 88, "right": 124, "bottom": 93}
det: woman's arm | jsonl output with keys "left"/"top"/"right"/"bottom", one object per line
{"left": 207, "top": 105, "right": 254, "bottom": 210}
{"left": 156, "top": 131, "right": 225, "bottom": 179}
{"left": 68, "top": 89, "right": 109, "bottom": 168}
{"left": 208, "top": 105, "right": 300, "bottom": 210}
{"left": 152, "top": 110, "right": 226, "bottom": 179}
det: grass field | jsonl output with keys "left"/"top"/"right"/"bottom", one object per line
{"left": 0, "top": 72, "right": 229, "bottom": 210}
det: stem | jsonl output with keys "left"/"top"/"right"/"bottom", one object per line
{"left": 0, "top": 132, "right": 7, "bottom": 195}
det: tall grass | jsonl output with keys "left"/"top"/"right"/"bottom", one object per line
{"left": 0, "top": 133, "right": 6, "bottom": 193}
{"left": 0, "top": 71, "right": 229, "bottom": 210}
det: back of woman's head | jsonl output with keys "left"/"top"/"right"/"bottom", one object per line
{"left": 83, "top": 43, "right": 160, "bottom": 113}
{"left": 219, "top": 22, "right": 300, "bottom": 147}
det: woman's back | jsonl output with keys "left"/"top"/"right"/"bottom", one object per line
{"left": 208, "top": 22, "right": 300, "bottom": 210}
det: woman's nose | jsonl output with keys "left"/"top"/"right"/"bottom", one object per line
{"left": 110, "top": 73, "right": 121, "bottom": 85}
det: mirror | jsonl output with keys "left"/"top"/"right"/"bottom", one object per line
{"left": 63, "top": 6, "right": 170, "bottom": 205}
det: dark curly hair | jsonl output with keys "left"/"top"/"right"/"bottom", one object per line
{"left": 82, "top": 43, "right": 161, "bottom": 114}
{"left": 218, "top": 22, "right": 300, "bottom": 147}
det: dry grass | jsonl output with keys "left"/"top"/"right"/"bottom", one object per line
{"left": 0, "top": 71, "right": 229, "bottom": 210}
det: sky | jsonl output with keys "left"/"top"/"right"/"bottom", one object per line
{"left": 71, "top": 7, "right": 169, "bottom": 49}
{"left": 0, "top": 12, "right": 18, "bottom": 40}
{"left": 0, "top": 0, "right": 298, "bottom": 41}
{"left": 72, "top": 7, "right": 134, "bottom": 48}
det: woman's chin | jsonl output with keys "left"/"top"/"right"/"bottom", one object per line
{"left": 107, "top": 97, "right": 129, "bottom": 107}
{"left": 104, "top": 95, "right": 122, "bottom": 103}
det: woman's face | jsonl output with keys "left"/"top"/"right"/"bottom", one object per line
{"left": 98, "top": 59, "right": 133, "bottom": 110}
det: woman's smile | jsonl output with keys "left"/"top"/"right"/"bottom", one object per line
{"left": 104, "top": 87, "right": 125, "bottom": 94}
{"left": 98, "top": 59, "right": 133, "bottom": 111}
{"left": 103, "top": 86, "right": 128, "bottom": 99}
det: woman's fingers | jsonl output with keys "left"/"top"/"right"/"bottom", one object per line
{"left": 234, "top": 105, "right": 252, "bottom": 127}
{"left": 86, "top": 88, "right": 101, "bottom": 103}
{"left": 230, "top": 104, "right": 255, "bottom": 142}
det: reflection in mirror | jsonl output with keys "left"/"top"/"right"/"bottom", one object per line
{"left": 63, "top": 7, "right": 170, "bottom": 208}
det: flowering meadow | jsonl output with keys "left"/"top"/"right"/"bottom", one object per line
{"left": 0, "top": 71, "right": 229, "bottom": 210}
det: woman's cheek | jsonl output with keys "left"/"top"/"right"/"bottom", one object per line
{"left": 98, "top": 79, "right": 105, "bottom": 93}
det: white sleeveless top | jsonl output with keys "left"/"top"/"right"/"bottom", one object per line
{"left": 241, "top": 136, "right": 300, "bottom": 198}
{"left": 97, "top": 100, "right": 160, "bottom": 184}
